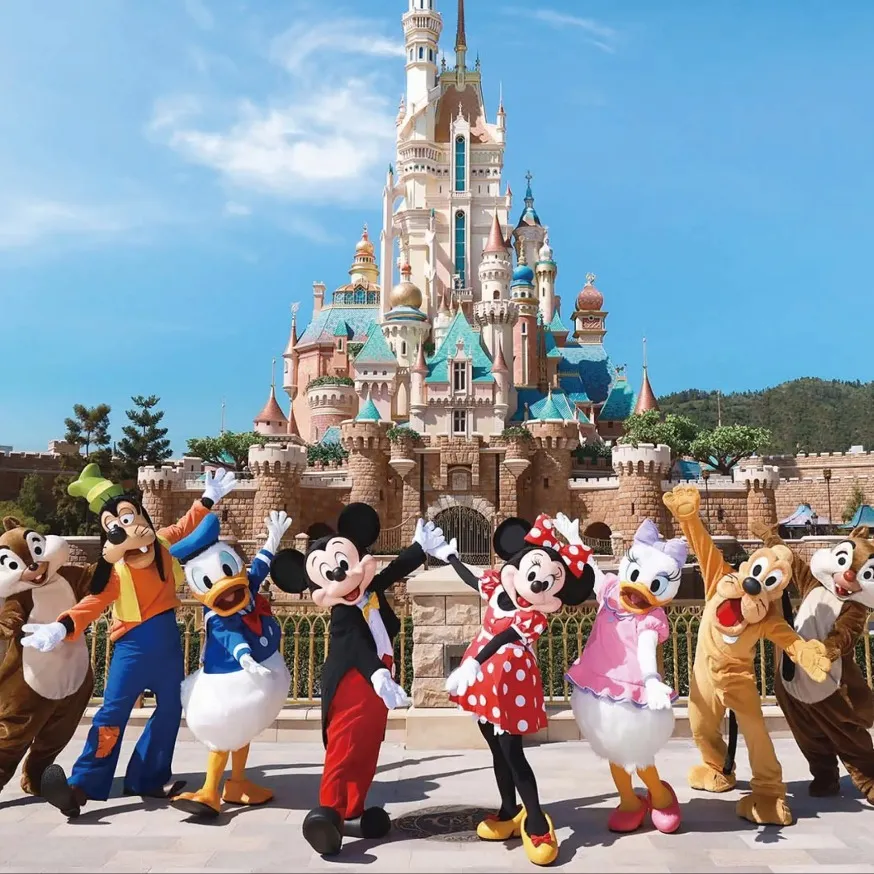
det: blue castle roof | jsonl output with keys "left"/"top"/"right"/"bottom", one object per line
{"left": 425, "top": 311, "right": 494, "bottom": 384}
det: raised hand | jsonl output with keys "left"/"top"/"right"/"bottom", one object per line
{"left": 414, "top": 518, "right": 456, "bottom": 560}
{"left": 264, "top": 510, "right": 293, "bottom": 554}
{"left": 554, "top": 512, "right": 582, "bottom": 546}
{"left": 663, "top": 485, "right": 701, "bottom": 520}
{"left": 202, "top": 468, "right": 237, "bottom": 506}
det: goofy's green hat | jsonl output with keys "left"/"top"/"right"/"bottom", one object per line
{"left": 68, "top": 463, "right": 125, "bottom": 514}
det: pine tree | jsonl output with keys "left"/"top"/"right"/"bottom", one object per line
{"left": 116, "top": 395, "right": 172, "bottom": 480}
{"left": 843, "top": 481, "right": 867, "bottom": 523}
{"left": 64, "top": 403, "right": 111, "bottom": 457}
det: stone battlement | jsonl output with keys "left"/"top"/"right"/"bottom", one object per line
{"left": 340, "top": 419, "right": 389, "bottom": 450}
{"left": 612, "top": 443, "right": 672, "bottom": 475}
{"left": 735, "top": 465, "right": 782, "bottom": 489}
{"left": 248, "top": 443, "right": 307, "bottom": 476}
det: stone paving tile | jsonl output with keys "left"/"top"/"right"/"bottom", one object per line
{"left": 1, "top": 737, "right": 874, "bottom": 871}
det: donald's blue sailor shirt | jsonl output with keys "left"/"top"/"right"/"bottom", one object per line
{"left": 201, "top": 547, "right": 282, "bottom": 675}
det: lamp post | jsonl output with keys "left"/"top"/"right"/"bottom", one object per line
{"left": 702, "top": 469, "right": 711, "bottom": 526}
{"left": 823, "top": 468, "right": 833, "bottom": 533}
{"left": 811, "top": 511, "right": 819, "bottom": 536}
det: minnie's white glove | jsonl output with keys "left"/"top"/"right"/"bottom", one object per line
{"left": 21, "top": 622, "right": 68, "bottom": 653}
{"left": 264, "top": 510, "right": 292, "bottom": 554}
{"left": 644, "top": 676, "right": 674, "bottom": 711}
{"left": 202, "top": 468, "right": 237, "bottom": 506}
{"left": 240, "top": 654, "right": 271, "bottom": 676}
{"left": 445, "top": 657, "right": 481, "bottom": 697}
{"left": 554, "top": 512, "right": 582, "bottom": 546}
{"left": 371, "top": 668, "right": 411, "bottom": 710}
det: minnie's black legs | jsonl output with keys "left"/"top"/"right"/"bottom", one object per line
{"left": 478, "top": 721, "right": 519, "bottom": 820}
{"left": 497, "top": 732, "right": 548, "bottom": 836}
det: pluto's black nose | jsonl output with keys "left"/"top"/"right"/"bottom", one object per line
{"left": 742, "top": 577, "right": 762, "bottom": 596}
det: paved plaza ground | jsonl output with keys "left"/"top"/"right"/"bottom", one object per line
{"left": 0, "top": 736, "right": 872, "bottom": 873}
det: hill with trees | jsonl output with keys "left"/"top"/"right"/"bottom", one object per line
{"left": 658, "top": 378, "right": 874, "bottom": 454}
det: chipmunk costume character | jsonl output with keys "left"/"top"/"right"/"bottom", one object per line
{"left": 170, "top": 511, "right": 293, "bottom": 819}
{"left": 755, "top": 523, "right": 874, "bottom": 802}
{"left": 270, "top": 504, "right": 451, "bottom": 857}
{"left": 445, "top": 514, "right": 594, "bottom": 866}
{"left": 663, "top": 485, "right": 832, "bottom": 826}
{"left": 22, "top": 463, "right": 237, "bottom": 818}
{"left": 0, "top": 520, "right": 93, "bottom": 797}
{"left": 566, "top": 517, "right": 686, "bottom": 835}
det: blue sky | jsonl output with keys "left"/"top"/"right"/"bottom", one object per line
{"left": 1, "top": 0, "right": 872, "bottom": 452}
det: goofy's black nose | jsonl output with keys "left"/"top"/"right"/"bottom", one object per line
{"left": 742, "top": 577, "right": 762, "bottom": 596}
{"left": 106, "top": 526, "right": 127, "bottom": 545}
{"left": 530, "top": 579, "right": 546, "bottom": 594}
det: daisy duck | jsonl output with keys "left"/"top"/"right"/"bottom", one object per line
{"left": 565, "top": 517, "right": 686, "bottom": 835}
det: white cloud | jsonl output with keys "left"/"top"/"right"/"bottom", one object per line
{"left": 223, "top": 200, "right": 251, "bottom": 216}
{"left": 185, "top": 0, "right": 214, "bottom": 31}
{"left": 149, "top": 94, "right": 202, "bottom": 132}
{"left": 0, "top": 200, "right": 131, "bottom": 249}
{"left": 279, "top": 215, "right": 340, "bottom": 245}
{"left": 507, "top": 7, "right": 619, "bottom": 53}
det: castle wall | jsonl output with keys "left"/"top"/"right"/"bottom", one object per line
{"left": 0, "top": 452, "right": 67, "bottom": 502}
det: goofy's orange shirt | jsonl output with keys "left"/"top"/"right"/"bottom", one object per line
{"left": 60, "top": 500, "right": 210, "bottom": 642}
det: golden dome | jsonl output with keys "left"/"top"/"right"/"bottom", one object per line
{"left": 390, "top": 263, "right": 423, "bottom": 309}
{"left": 355, "top": 224, "right": 375, "bottom": 256}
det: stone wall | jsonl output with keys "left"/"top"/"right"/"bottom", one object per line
{"left": 775, "top": 475, "right": 871, "bottom": 522}
{"left": 0, "top": 452, "right": 67, "bottom": 502}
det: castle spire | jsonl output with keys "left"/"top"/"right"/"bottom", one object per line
{"left": 634, "top": 337, "right": 660, "bottom": 414}
{"left": 483, "top": 210, "right": 507, "bottom": 254}
{"left": 455, "top": 0, "right": 467, "bottom": 69}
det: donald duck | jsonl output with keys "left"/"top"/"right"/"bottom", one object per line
{"left": 169, "top": 510, "right": 293, "bottom": 819}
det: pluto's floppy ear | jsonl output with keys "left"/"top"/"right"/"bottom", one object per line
{"left": 269, "top": 548, "right": 309, "bottom": 594}
{"left": 494, "top": 517, "right": 532, "bottom": 561}
{"left": 2, "top": 516, "right": 21, "bottom": 532}
{"left": 337, "top": 502, "right": 381, "bottom": 550}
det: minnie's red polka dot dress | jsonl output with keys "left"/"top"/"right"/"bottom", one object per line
{"left": 449, "top": 569, "right": 549, "bottom": 736}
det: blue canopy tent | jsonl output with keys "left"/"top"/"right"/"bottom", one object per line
{"left": 841, "top": 505, "right": 874, "bottom": 529}
{"left": 779, "top": 504, "right": 833, "bottom": 529}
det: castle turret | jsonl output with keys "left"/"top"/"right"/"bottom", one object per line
{"left": 306, "top": 379, "right": 358, "bottom": 444}
{"left": 572, "top": 273, "right": 607, "bottom": 346}
{"left": 535, "top": 233, "right": 557, "bottom": 326}
{"left": 612, "top": 443, "right": 672, "bottom": 548}
{"left": 737, "top": 465, "right": 780, "bottom": 537}
{"left": 349, "top": 225, "right": 380, "bottom": 287}
{"left": 526, "top": 417, "right": 577, "bottom": 518}
{"left": 634, "top": 338, "right": 659, "bottom": 414}
{"left": 510, "top": 249, "right": 538, "bottom": 388}
{"left": 312, "top": 281, "right": 326, "bottom": 317}
{"left": 282, "top": 304, "right": 299, "bottom": 407}
{"left": 254, "top": 359, "right": 289, "bottom": 438}
{"left": 138, "top": 463, "right": 186, "bottom": 529}
{"left": 402, "top": 0, "right": 442, "bottom": 111}
{"left": 247, "top": 443, "right": 306, "bottom": 541}
{"left": 512, "top": 172, "right": 547, "bottom": 270}
{"left": 433, "top": 288, "right": 452, "bottom": 350}
{"left": 340, "top": 415, "right": 390, "bottom": 519}
{"left": 411, "top": 338, "right": 428, "bottom": 414}
{"left": 473, "top": 212, "right": 517, "bottom": 362}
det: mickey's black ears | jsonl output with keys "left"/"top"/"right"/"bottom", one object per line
{"left": 307, "top": 522, "right": 335, "bottom": 542}
{"left": 494, "top": 517, "right": 532, "bottom": 561}
{"left": 337, "top": 502, "right": 381, "bottom": 548}
{"left": 270, "top": 549, "right": 309, "bottom": 594}
{"left": 559, "top": 563, "right": 595, "bottom": 606}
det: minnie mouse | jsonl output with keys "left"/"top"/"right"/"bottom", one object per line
{"left": 270, "top": 503, "right": 454, "bottom": 857}
{"left": 444, "top": 514, "right": 595, "bottom": 866}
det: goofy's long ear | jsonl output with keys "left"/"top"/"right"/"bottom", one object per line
{"left": 269, "top": 549, "right": 309, "bottom": 594}
{"left": 337, "top": 503, "right": 381, "bottom": 550}
{"left": 89, "top": 557, "right": 114, "bottom": 595}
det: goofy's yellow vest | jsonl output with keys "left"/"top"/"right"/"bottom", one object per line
{"left": 112, "top": 535, "right": 185, "bottom": 623}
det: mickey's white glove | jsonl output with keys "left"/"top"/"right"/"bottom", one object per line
{"left": 445, "top": 657, "right": 481, "bottom": 697}
{"left": 202, "top": 468, "right": 237, "bottom": 506}
{"left": 264, "top": 510, "right": 292, "bottom": 554}
{"left": 554, "top": 512, "right": 582, "bottom": 546}
{"left": 371, "top": 668, "right": 411, "bottom": 710}
{"left": 414, "top": 518, "right": 456, "bottom": 560}
{"left": 240, "top": 654, "right": 271, "bottom": 676}
{"left": 644, "top": 677, "right": 674, "bottom": 711}
{"left": 21, "top": 622, "right": 68, "bottom": 653}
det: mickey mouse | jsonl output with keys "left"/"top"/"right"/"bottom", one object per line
{"left": 443, "top": 513, "right": 595, "bottom": 866}
{"left": 271, "top": 503, "right": 454, "bottom": 856}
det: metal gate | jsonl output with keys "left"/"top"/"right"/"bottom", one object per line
{"left": 429, "top": 506, "right": 492, "bottom": 567}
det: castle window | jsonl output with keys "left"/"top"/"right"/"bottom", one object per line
{"left": 409, "top": 49, "right": 413, "bottom": 60}
{"left": 337, "top": 338, "right": 344, "bottom": 352}
{"left": 454, "top": 210, "right": 466, "bottom": 286}
{"left": 429, "top": 48, "right": 434, "bottom": 61}
{"left": 493, "top": 290, "right": 499, "bottom": 300}
{"left": 401, "top": 340, "right": 407, "bottom": 356}
{"left": 453, "top": 361, "right": 467, "bottom": 392}
{"left": 521, "top": 322, "right": 527, "bottom": 336}
{"left": 450, "top": 467, "right": 470, "bottom": 491}
{"left": 221, "top": 509, "right": 228, "bottom": 522}
{"left": 631, "top": 502, "right": 635, "bottom": 516}
{"left": 452, "top": 409, "right": 467, "bottom": 435}
{"left": 419, "top": 46, "right": 424, "bottom": 59}
{"left": 543, "top": 478, "right": 549, "bottom": 489}
{"left": 454, "top": 136, "right": 466, "bottom": 193}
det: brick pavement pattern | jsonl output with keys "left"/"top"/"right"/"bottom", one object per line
{"left": 1, "top": 737, "right": 873, "bottom": 872}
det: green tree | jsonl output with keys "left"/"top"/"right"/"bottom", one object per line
{"left": 186, "top": 431, "right": 261, "bottom": 472}
{"left": 64, "top": 403, "right": 111, "bottom": 457}
{"left": 0, "top": 501, "right": 47, "bottom": 534}
{"left": 16, "top": 474, "right": 47, "bottom": 525}
{"left": 116, "top": 395, "right": 172, "bottom": 480}
{"left": 689, "top": 424, "right": 772, "bottom": 475}
{"left": 619, "top": 410, "right": 700, "bottom": 460}
{"left": 843, "top": 481, "right": 867, "bottom": 523}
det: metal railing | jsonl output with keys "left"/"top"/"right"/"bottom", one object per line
{"left": 372, "top": 517, "right": 415, "bottom": 556}
{"left": 85, "top": 600, "right": 412, "bottom": 706}
{"left": 581, "top": 535, "right": 612, "bottom": 556}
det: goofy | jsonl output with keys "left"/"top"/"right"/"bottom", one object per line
{"left": 21, "top": 463, "right": 237, "bottom": 818}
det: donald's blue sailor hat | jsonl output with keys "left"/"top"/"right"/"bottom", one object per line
{"left": 170, "top": 513, "right": 222, "bottom": 565}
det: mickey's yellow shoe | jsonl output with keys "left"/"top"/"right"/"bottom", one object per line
{"left": 521, "top": 812, "right": 559, "bottom": 866}
{"left": 476, "top": 807, "right": 526, "bottom": 841}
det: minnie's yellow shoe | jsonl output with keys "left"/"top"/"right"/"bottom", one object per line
{"left": 476, "top": 807, "right": 526, "bottom": 841}
{"left": 521, "top": 812, "right": 559, "bottom": 866}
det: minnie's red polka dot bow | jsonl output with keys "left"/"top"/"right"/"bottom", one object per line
{"left": 523, "top": 514, "right": 593, "bottom": 578}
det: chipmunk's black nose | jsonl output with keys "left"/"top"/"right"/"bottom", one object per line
{"left": 742, "top": 577, "right": 762, "bottom": 596}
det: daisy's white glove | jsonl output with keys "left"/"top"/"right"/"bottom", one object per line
{"left": 21, "top": 622, "right": 67, "bottom": 653}
{"left": 371, "top": 668, "right": 411, "bottom": 710}
{"left": 445, "top": 657, "right": 481, "bottom": 697}
{"left": 644, "top": 676, "right": 674, "bottom": 711}
{"left": 240, "top": 654, "right": 271, "bottom": 676}
{"left": 202, "top": 468, "right": 237, "bottom": 506}
{"left": 264, "top": 510, "right": 292, "bottom": 554}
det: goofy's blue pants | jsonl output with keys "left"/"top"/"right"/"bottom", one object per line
{"left": 70, "top": 609, "right": 184, "bottom": 800}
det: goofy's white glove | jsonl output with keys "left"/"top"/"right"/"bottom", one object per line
{"left": 371, "top": 668, "right": 411, "bottom": 710}
{"left": 414, "top": 519, "right": 458, "bottom": 562}
{"left": 21, "top": 622, "right": 68, "bottom": 653}
{"left": 264, "top": 510, "right": 293, "bottom": 555}
{"left": 240, "top": 654, "right": 271, "bottom": 676}
{"left": 202, "top": 468, "right": 237, "bottom": 506}
{"left": 445, "top": 657, "right": 481, "bottom": 697}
